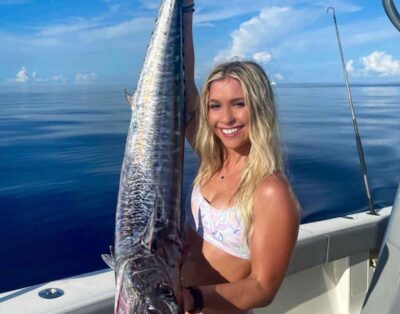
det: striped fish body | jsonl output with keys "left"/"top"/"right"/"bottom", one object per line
{"left": 103, "top": 0, "right": 185, "bottom": 313}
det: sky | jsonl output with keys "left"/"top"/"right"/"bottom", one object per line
{"left": 1, "top": 0, "right": 399, "bottom": 85}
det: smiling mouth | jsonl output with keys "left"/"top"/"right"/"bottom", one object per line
{"left": 221, "top": 127, "right": 242, "bottom": 135}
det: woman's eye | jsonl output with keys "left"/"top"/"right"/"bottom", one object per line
{"left": 234, "top": 102, "right": 245, "bottom": 107}
{"left": 208, "top": 103, "right": 220, "bottom": 109}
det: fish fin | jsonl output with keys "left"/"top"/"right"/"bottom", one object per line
{"left": 101, "top": 254, "right": 114, "bottom": 269}
{"left": 101, "top": 245, "right": 115, "bottom": 269}
{"left": 125, "top": 89, "right": 134, "bottom": 109}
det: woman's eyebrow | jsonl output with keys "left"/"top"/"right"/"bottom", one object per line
{"left": 231, "top": 98, "right": 245, "bottom": 103}
{"left": 207, "top": 97, "right": 244, "bottom": 104}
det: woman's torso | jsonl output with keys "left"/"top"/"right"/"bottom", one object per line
{"left": 182, "top": 173, "right": 252, "bottom": 314}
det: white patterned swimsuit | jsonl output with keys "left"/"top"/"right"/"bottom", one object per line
{"left": 185, "top": 185, "right": 251, "bottom": 260}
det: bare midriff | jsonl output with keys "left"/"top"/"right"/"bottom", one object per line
{"left": 181, "top": 227, "right": 251, "bottom": 314}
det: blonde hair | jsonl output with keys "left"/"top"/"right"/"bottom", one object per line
{"left": 194, "top": 61, "right": 284, "bottom": 241}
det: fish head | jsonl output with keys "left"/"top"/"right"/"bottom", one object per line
{"left": 115, "top": 256, "right": 181, "bottom": 314}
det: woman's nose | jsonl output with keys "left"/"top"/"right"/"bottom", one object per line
{"left": 221, "top": 107, "right": 235, "bottom": 124}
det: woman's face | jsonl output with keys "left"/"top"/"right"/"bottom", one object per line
{"left": 207, "top": 77, "right": 250, "bottom": 155}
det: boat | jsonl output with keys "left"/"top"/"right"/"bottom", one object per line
{"left": 1, "top": 1, "right": 399, "bottom": 313}
{"left": 0, "top": 199, "right": 397, "bottom": 313}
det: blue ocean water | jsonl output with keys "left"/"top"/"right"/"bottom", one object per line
{"left": 0, "top": 83, "right": 399, "bottom": 293}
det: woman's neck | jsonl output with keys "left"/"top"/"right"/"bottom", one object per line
{"left": 221, "top": 151, "right": 248, "bottom": 172}
{"left": 222, "top": 147, "right": 249, "bottom": 168}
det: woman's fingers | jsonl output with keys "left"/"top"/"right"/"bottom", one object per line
{"left": 183, "top": 0, "right": 194, "bottom": 6}
{"left": 182, "top": 288, "right": 195, "bottom": 312}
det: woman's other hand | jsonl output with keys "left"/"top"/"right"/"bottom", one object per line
{"left": 182, "top": 288, "right": 195, "bottom": 314}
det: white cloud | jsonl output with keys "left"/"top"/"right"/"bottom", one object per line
{"left": 214, "top": 6, "right": 312, "bottom": 63}
{"left": 252, "top": 51, "right": 272, "bottom": 64}
{"left": 75, "top": 73, "right": 97, "bottom": 84}
{"left": 15, "top": 66, "right": 29, "bottom": 83}
{"left": 7, "top": 15, "right": 153, "bottom": 48}
{"left": 194, "top": 0, "right": 356, "bottom": 25}
{"left": 51, "top": 75, "right": 66, "bottom": 83}
{"left": 196, "top": 7, "right": 257, "bottom": 24}
{"left": 37, "top": 18, "right": 101, "bottom": 37}
{"left": 273, "top": 73, "right": 284, "bottom": 81}
{"left": 346, "top": 59, "right": 354, "bottom": 73}
{"left": 79, "top": 17, "right": 153, "bottom": 42}
{"left": 313, "top": 0, "right": 362, "bottom": 13}
{"left": 360, "top": 51, "right": 400, "bottom": 76}
{"left": 109, "top": 4, "right": 121, "bottom": 12}
{"left": 7, "top": 67, "right": 67, "bottom": 83}
{"left": 138, "top": 0, "right": 159, "bottom": 10}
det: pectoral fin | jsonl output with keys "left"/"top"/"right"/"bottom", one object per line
{"left": 101, "top": 245, "right": 115, "bottom": 269}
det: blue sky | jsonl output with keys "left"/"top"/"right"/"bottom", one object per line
{"left": 1, "top": 0, "right": 399, "bottom": 85}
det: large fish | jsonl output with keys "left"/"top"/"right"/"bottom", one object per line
{"left": 102, "top": 0, "right": 185, "bottom": 313}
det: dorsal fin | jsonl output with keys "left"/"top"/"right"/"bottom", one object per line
{"left": 125, "top": 89, "right": 134, "bottom": 109}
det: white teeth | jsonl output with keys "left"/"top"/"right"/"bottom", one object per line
{"left": 222, "top": 128, "right": 239, "bottom": 134}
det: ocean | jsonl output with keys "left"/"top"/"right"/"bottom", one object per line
{"left": 0, "top": 83, "right": 399, "bottom": 293}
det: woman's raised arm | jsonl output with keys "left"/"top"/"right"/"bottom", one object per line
{"left": 183, "top": 0, "right": 199, "bottom": 147}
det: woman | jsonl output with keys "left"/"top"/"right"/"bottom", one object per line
{"left": 181, "top": 2, "right": 301, "bottom": 313}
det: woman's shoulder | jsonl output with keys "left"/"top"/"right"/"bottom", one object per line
{"left": 256, "top": 172, "right": 291, "bottom": 198}
{"left": 253, "top": 172, "right": 301, "bottom": 218}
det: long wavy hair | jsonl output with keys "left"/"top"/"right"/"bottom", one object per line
{"left": 194, "top": 61, "right": 285, "bottom": 241}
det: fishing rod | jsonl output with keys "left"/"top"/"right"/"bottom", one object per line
{"left": 327, "top": 7, "right": 376, "bottom": 215}
{"left": 382, "top": 0, "right": 400, "bottom": 32}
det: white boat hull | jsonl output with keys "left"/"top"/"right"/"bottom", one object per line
{"left": 0, "top": 207, "right": 391, "bottom": 314}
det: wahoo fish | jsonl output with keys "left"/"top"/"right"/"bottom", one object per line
{"left": 102, "top": 0, "right": 185, "bottom": 313}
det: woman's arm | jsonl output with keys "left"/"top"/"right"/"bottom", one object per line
{"left": 182, "top": 0, "right": 199, "bottom": 147}
{"left": 183, "top": 174, "right": 301, "bottom": 312}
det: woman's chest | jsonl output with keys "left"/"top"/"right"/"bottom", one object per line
{"left": 201, "top": 176, "right": 240, "bottom": 209}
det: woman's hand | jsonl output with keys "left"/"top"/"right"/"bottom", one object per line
{"left": 182, "top": 288, "right": 195, "bottom": 314}
{"left": 183, "top": 0, "right": 194, "bottom": 5}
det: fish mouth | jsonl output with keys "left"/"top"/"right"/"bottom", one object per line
{"left": 115, "top": 271, "right": 132, "bottom": 314}
{"left": 114, "top": 260, "right": 181, "bottom": 314}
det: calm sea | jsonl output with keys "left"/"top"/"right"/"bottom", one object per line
{"left": 1, "top": 83, "right": 399, "bottom": 293}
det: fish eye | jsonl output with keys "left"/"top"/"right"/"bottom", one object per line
{"left": 157, "top": 283, "right": 175, "bottom": 298}
{"left": 146, "top": 304, "right": 159, "bottom": 313}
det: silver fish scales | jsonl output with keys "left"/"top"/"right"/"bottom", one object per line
{"left": 102, "top": 0, "right": 185, "bottom": 313}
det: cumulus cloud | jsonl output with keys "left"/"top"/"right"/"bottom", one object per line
{"left": 75, "top": 73, "right": 97, "bottom": 84}
{"left": 15, "top": 66, "right": 29, "bottom": 83}
{"left": 252, "top": 51, "right": 272, "bottom": 64}
{"left": 273, "top": 73, "right": 284, "bottom": 81}
{"left": 360, "top": 51, "right": 400, "bottom": 76}
{"left": 7, "top": 67, "right": 66, "bottom": 83}
{"left": 193, "top": 0, "right": 309, "bottom": 25}
{"left": 346, "top": 60, "right": 354, "bottom": 73}
{"left": 51, "top": 75, "right": 66, "bottom": 83}
{"left": 214, "top": 6, "right": 311, "bottom": 63}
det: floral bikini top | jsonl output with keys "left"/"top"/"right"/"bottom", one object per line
{"left": 185, "top": 185, "right": 251, "bottom": 260}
